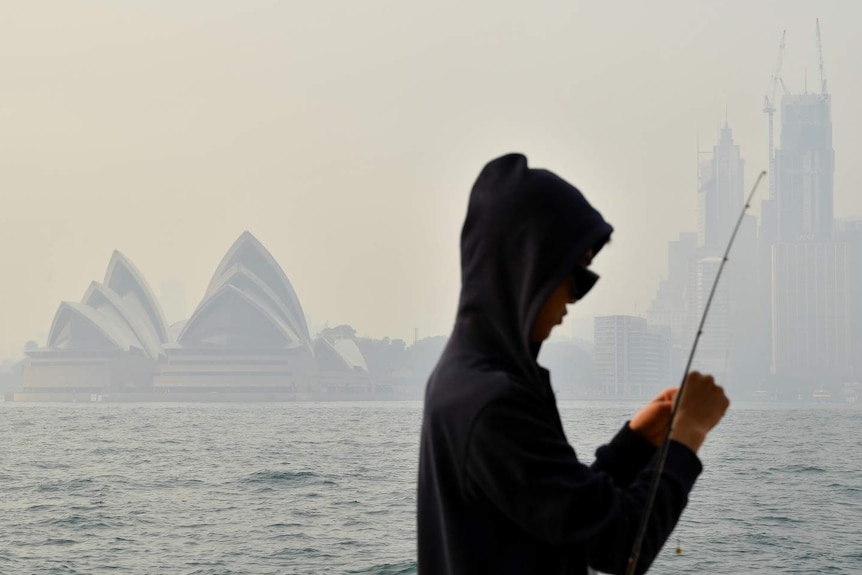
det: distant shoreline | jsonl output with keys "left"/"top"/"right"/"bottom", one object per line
{"left": 4, "top": 390, "right": 858, "bottom": 405}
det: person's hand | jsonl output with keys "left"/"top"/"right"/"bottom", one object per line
{"left": 629, "top": 387, "right": 677, "bottom": 447}
{"left": 669, "top": 371, "right": 730, "bottom": 453}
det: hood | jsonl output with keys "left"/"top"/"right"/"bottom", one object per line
{"left": 455, "top": 153, "right": 613, "bottom": 382}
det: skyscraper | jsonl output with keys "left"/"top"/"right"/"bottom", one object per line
{"left": 648, "top": 123, "right": 762, "bottom": 391}
{"left": 775, "top": 94, "right": 835, "bottom": 243}
{"left": 836, "top": 219, "right": 862, "bottom": 381}
{"left": 771, "top": 242, "right": 850, "bottom": 382}
{"left": 767, "top": 83, "right": 849, "bottom": 391}
{"left": 698, "top": 123, "right": 745, "bottom": 252}
{"left": 647, "top": 232, "right": 697, "bottom": 348}
{"left": 159, "top": 279, "right": 187, "bottom": 326}
{"left": 692, "top": 123, "right": 760, "bottom": 389}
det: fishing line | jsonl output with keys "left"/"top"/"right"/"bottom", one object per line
{"left": 624, "top": 170, "right": 766, "bottom": 575}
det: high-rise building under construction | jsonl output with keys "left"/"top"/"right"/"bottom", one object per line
{"left": 764, "top": 24, "right": 851, "bottom": 390}
{"left": 774, "top": 93, "right": 834, "bottom": 243}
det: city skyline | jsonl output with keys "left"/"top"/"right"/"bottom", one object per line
{"left": 3, "top": 4, "right": 862, "bottom": 361}
{"left": 636, "top": 25, "right": 857, "bottom": 397}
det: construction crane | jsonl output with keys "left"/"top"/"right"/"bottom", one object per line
{"left": 816, "top": 18, "right": 827, "bottom": 95}
{"left": 763, "top": 30, "right": 786, "bottom": 197}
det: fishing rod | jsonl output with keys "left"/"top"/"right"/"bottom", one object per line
{"left": 624, "top": 170, "right": 767, "bottom": 575}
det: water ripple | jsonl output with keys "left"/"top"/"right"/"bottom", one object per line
{"left": 0, "top": 401, "right": 857, "bottom": 574}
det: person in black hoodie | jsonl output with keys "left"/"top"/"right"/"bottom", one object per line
{"left": 417, "top": 153, "right": 729, "bottom": 575}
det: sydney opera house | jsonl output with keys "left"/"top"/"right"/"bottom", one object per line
{"left": 19, "top": 232, "right": 374, "bottom": 401}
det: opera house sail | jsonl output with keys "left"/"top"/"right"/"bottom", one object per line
{"left": 20, "top": 232, "right": 371, "bottom": 401}
{"left": 21, "top": 252, "right": 169, "bottom": 400}
{"left": 154, "top": 231, "right": 320, "bottom": 396}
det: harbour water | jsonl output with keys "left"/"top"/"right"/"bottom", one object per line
{"left": 0, "top": 400, "right": 859, "bottom": 574}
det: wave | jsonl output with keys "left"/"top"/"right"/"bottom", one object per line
{"left": 37, "top": 513, "right": 124, "bottom": 529}
{"left": 828, "top": 482, "right": 862, "bottom": 492}
{"left": 346, "top": 560, "right": 417, "bottom": 575}
{"left": 241, "top": 470, "right": 333, "bottom": 487}
{"left": 754, "top": 515, "right": 803, "bottom": 524}
{"left": 768, "top": 464, "right": 827, "bottom": 473}
{"left": 36, "top": 478, "right": 96, "bottom": 493}
{"left": 41, "top": 538, "right": 77, "bottom": 546}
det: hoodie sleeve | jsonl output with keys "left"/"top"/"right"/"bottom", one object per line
{"left": 590, "top": 423, "right": 658, "bottom": 488}
{"left": 464, "top": 394, "right": 702, "bottom": 575}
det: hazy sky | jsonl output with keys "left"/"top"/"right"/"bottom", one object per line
{"left": 2, "top": 1, "right": 861, "bottom": 357}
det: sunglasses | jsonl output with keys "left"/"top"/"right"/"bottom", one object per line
{"left": 570, "top": 267, "right": 600, "bottom": 301}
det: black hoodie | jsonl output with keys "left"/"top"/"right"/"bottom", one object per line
{"left": 417, "top": 154, "right": 702, "bottom": 575}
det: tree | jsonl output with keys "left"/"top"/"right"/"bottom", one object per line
{"left": 319, "top": 324, "right": 357, "bottom": 343}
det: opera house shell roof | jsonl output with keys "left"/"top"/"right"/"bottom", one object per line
{"left": 23, "top": 232, "right": 367, "bottom": 398}
{"left": 48, "top": 251, "right": 169, "bottom": 360}
{"left": 176, "top": 231, "right": 312, "bottom": 352}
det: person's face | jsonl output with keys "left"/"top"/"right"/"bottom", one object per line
{"left": 530, "top": 249, "right": 595, "bottom": 342}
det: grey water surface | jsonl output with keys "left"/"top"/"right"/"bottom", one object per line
{"left": 0, "top": 401, "right": 859, "bottom": 574}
